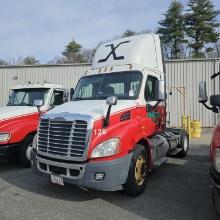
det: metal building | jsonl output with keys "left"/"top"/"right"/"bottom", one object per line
{"left": 166, "top": 58, "right": 220, "bottom": 128}
{"left": 0, "top": 59, "right": 219, "bottom": 127}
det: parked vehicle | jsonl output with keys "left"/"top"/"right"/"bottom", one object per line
{"left": 31, "top": 34, "right": 189, "bottom": 196}
{"left": 199, "top": 73, "right": 220, "bottom": 214}
{"left": 0, "top": 83, "right": 68, "bottom": 167}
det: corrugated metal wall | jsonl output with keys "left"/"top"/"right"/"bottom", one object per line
{"left": 166, "top": 59, "right": 220, "bottom": 127}
{"left": 0, "top": 59, "right": 219, "bottom": 127}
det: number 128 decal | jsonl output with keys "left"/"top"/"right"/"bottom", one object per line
{"left": 94, "top": 129, "right": 107, "bottom": 136}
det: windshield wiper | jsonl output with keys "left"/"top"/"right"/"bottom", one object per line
{"left": 72, "top": 97, "right": 84, "bottom": 101}
{"left": 73, "top": 97, "right": 96, "bottom": 101}
{"left": 20, "top": 103, "right": 34, "bottom": 106}
{"left": 7, "top": 103, "right": 33, "bottom": 106}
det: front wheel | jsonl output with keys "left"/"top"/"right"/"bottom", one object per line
{"left": 19, "top": 135, "right": 34, "bottom": 168}
{"left": 124, "top": 144, "right": 149, "bottom": 197}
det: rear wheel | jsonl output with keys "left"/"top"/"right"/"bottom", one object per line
{"left": 19, "top": 135, "right": 34, "bottom": 168}
{"left": 177, "top": 131, "right": 189, "bottom": 158}
{"left": 124, "top": 144, "right": 148, "bottom": 197}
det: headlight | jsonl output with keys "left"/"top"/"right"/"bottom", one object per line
{"left": 0, "top": 133, "right": 11, "bottom": 142}
{"left": 213, "top": 148, "right": 220, "bottom": 172}
{"left": 91, "top": 138, "right": 120, "bottom": 158}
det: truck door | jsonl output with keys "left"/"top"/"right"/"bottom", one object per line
{"left": 145, "top": 75, "right": 166, "bottom": 162}
{"left": 145, "top": 75, "right": 162, "bottom": 130}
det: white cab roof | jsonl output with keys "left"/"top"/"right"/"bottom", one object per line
{"left": 92, "top": 34, "right": 164, "bottom": 73}
{"left": 12, "top": 83, "right": 64, "bottom": 90}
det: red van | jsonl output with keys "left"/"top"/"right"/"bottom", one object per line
{"left": 199, "top": 73, "right": 220, "bottom": 215}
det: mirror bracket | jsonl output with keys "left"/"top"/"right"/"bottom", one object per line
{"left": 152, "top": 101, "right": 161, "bottom": 110}
{"left": 103, "top": 96, "right": 117, "bottom": 128}
{"left": 201, "top": 102, "right": 218, "bottom": 113}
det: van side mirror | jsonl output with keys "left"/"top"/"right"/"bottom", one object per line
{"left": 155, "top": 80, "right": 166, "bottom": 101}
{"left": 34, "top": 99, "right": 43, "bottom": 107}
{"left": 198, "top": 81, "right": 218, "bottom": 113}
{"left": 210, "top": 95, "right": 220, "bottom": 107}
{"left": 198, "top": 81, "right": 208, "bottom": 103}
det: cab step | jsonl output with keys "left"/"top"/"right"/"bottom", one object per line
{"left": 168, "top": 148, "right": 182, "bottom": 156}
{"left": 153, "top": 157, "right": 168, "bottom": 167}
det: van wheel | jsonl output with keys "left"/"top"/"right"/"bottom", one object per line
{"left": 19, "top": 135, "right": 34, "bottom": 168}
{"left": 177, "top": 131, "right": 189, "bottom": 158}
{"left": 124, "top": 144, "right": 148, "bottom": 197}
{"left": 212, "top": 186, "right": 220, "bottom": 216}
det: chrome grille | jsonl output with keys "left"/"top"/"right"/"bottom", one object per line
{"left": 37, "top": 118, "right": 88, "bottom": 158}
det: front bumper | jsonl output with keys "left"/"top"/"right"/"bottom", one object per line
{"left": 210, "top": 166, "right": 220, "bottom": 214}
{"left": 31, "top": 150, "right": 133, "bottom": 191}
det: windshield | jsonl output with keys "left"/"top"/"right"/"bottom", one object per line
{"left": 73, "top": 71, "right": 142, "bottom": 101}
{"left": 7, "top": 88, "right": 50, "bottom": 106}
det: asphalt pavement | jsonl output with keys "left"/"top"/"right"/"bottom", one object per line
{"left": 0, "top": 129, "right": 219, "bottom": 220}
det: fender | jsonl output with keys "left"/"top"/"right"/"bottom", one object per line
{"left": 88, "top": 106, "right": 157, "bottom": 163}
{"left": 0, "top": 113, "right": 39, "bottom": 145}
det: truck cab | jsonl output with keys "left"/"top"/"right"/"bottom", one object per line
{"left": 199, "top": 76, "right": 220, "bottom": 214}
{"left": 0, "top": 83, "right": 68, "bottom": 167}
{"left": 31, "top": 34, "right": 189, "bottom": 196}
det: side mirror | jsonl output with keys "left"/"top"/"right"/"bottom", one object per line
{"left": 63, "top": 91, "right": 69, "bottom": 102}
{"left": 210, "top": 95, "right": 220, "bottom": 107}
{"left": 106, "top": 96, "right": 117, "bottom": 106}
{"left": 199, "top": 81, "right": 208, "bottom": 103}
{"left": 103, "top": 96, "right": 117, "bottom": 128}
{"left": 70, "top": 88, "right": 75, "bottom": 100}
{"left": 34, "top": 99, "right": 43, "bottom": 107}
{"left": 155, "top": 80, "right": 166, "bottom": 101}
{"left": 9, "top": 90, "right": 13, "bottom": 98}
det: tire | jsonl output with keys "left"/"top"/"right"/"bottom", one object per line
{"left": 212, "top": 185, "right": 220, "bottom": 216}
{"left": 124, "top": 144, "right": 149, "bottom": 197}
{"left": 19, "top": 135, "right": 34, "bottom": 168}
{"left": 177, "top": 130, "right": 189, "bottom": 158}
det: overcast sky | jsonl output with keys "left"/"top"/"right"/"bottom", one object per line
{"left": 0, "top": 0, "right": 219, "bottom": 63}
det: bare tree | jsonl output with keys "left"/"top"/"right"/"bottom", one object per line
{"left": 81, "top": 48, "right": 96, "bottom": 63}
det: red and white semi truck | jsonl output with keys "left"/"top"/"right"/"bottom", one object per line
{"left": 199, "top": 73, "right": 220, "bottom": 214}
{"left": 31, "top": 34, "right": 189, "bottom": 196}
{"left": 0, "top": 83, "right": 68, "bottom": 167}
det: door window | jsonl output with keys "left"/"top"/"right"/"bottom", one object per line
{"left": 145, "top": 75, "right": 157, "bottom": 101}
{"left": 50, "top": 90, "right": 64, "bottom": 106}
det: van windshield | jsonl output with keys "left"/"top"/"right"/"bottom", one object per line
{"left": 73, "top": 71, "right": 142, "bottom": 101}
{"left": 7, "top": 88, "right": 50, "bottom": 106}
